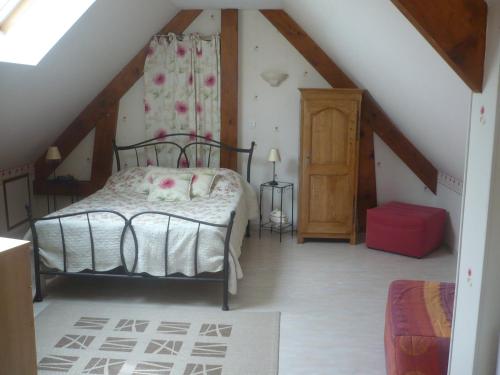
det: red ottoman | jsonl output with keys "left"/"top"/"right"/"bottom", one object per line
{"left": 385, "top": 280, "right": 455, "bottom": 375}
{"left": 366, "top": 202, "right": 446, "bottom": 258}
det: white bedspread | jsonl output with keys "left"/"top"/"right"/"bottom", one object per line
{"left": 26, "top": 168, "right": 258, "bottom": 294}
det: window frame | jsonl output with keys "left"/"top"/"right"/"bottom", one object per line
{"left": 0, "top": 0, "right": 30, "bottom": 34}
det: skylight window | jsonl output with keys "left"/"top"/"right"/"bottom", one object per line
{"left": 0, "top": 0, "right": 95, "bottom": 66}
{"left": 0, "top": 0, "right": 26, "bottom": 33}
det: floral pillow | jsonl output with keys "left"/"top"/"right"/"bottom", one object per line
{"left": 139, "top": 167, "right": 219, "bottom": 198}
{"left": 137, "top": 167, "right": 177, "bottom": 194}
{"left": 191, "top": 172, "right": 218, "bottom": 198}
{"left": 147, "top": 173, "right": 193, "bottom": 202}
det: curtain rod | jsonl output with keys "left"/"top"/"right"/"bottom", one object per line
{"left": 153, "top": 33, "right": 219, "bottom": 42}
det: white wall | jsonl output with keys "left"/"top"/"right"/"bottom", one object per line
{"left": 283, "top": 0, "right": 471, "bottom": 251}
{"left": 238, "top": 10, "right": 330, "bottom": 223}
{"left": 449, "top": 2, "right": 500, "bottom": 373}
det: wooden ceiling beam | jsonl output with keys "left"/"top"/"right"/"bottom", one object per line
{"left": 34, "top": 9, "right": 202, "bottom": 181}
{"left": 260, "top": 9, "right": 438, "bottom": 194}
{"left": 90, "top": 103, "right": 119, "bottom": 191}
{"left": 220, "top": 9, "right": 239, "bottom": 170}
{"left": 357, "top": 121, "right": 377, "bottom": 232}
{"left": 392, "top": 0, "right": 487, "bottom": 92}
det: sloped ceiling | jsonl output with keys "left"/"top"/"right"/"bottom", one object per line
{"left": 0, "top": 0, "right": 178, "bottom": 170}
{"left": 0, "top": 0, "right": 472, "bottom": 181}
{"left": 283, "top": 0, "right": 472, "bottom": 179}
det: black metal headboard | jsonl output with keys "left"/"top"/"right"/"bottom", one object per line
{"left": 112, "top": 133, "right": 256, "bottom": 183}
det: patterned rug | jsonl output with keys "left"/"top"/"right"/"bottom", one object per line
{"left": 35, "top": 302, "right": 280, "bottom": 375}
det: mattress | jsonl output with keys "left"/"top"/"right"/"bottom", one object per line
{"left": 385, "top": 280, "right": 455, "bottom": 375}
{"left": 26, "top": 167, "right": 258, "bottom": 294}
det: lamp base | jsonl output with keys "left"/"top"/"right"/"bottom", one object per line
{"left": 269, "top": 162, "right": 278, "bottom": 186}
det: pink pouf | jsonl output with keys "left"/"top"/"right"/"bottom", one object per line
{"left": 366, "top": 202, "right": 446, "bottom": 258}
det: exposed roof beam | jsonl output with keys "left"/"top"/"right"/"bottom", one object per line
{"left": 357, "top": 120, "right": 377, "bottom": 232}
{"left": 260, "top": 9, "right": 438, "bottom": 194}
{"left": 392, "top": 0, "right": 487, "bottom": 92}
{"left": 34, "top": 9, "right": 203, "bottom": 181}
{"left": 220, "top": 9, "right": 239, "bottom": 170}
{"left": 90, "top": 103, "right": 119, "bottom": 190}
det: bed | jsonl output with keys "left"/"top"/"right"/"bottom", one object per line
{"left": 27, "top": 134, "right": 257, "bottom": 310}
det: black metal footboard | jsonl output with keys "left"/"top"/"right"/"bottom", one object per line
{"left": 28, "top": 208, "right": 236, "bottom": 310}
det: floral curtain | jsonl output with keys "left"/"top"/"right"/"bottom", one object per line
{"left": 143, "top": 33, "right": 221, "bottom": 168}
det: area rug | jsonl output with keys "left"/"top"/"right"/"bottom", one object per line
{"left": 35, "top": 302, "right": 280, "bottom": 375}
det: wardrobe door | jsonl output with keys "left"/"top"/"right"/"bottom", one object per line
{"left": 298, "top": 89, "right": 361, "bottom": 244}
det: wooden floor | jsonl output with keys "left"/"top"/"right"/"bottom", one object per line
{"left": 34, "top": 230, "right": 457, "bottom": 374}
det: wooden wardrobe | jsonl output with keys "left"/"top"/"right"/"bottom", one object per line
{"left": 298, "top": 89, "right": 362, "bottom": 244}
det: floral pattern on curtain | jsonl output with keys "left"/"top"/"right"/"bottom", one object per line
{"left": 144, "top": 33, "right": 221, "bottom": 168}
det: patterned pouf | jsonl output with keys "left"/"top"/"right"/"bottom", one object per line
{"left": 385, "top": 280, "right": 455, "bottom": 375}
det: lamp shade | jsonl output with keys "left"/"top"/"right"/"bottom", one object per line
{"left": 268, "top": 148, "right": 281, "bottom": 162}
{"left": 46, "top": 146, "right": 61, "bottom": 161}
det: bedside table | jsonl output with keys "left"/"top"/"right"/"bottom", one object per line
{"left": 45, "top": 179, "right": 81, "bottom": 212}
{"left": 259, "top": 181, "right": 294, "bottom": 242}
{"left": 34, "top": 179, "right": 89, "bottom": 213}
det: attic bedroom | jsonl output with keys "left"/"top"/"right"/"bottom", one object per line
{"left": 0, "top": 0, "right": 499, "bottom": 374}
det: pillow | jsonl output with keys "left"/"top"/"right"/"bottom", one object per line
{"left": 137, "top": 167, "right": 177, "bottom": 194}
{"left": 139, "top": 167, "right": 219, "bottom": 198}
{"left": 147, "top": 173, "right": 193, "bottom": 202}
{"left": 105, "top": 167, "right": 147, "bottom": 193}
{"left": 191, "top": 171, "right": 218, "bottom": 198}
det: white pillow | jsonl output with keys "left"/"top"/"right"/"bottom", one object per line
{"left": 147, "top": 173, "right": 193, "bottom": 202}
{"left": 191, "top": 171, "right": 218, "bottom": 198}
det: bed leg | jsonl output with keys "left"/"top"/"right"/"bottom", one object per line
{"left": 222, "top": 253, "right": 229, "bottom": 311}
{"left": 33, "top": 243, "right": 44, "bottom": 302}
{"left": 245, "top": 221, "right": 250, "bottom": 238}
{"left": 222, "top": 211, "right": 235, "bottom": 311}
{"left": 222, "top": 278, "right": 229, "bottom": 311}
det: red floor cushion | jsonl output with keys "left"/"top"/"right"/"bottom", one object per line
{"left": 366, "top": 202, "right": 446, "bottom": 258}
{"left": 385, "top": 280, "right": 455, "bottom": 375}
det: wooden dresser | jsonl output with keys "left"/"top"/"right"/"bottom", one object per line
{"left": 0, "top": 238, "right": 37, "bottom": 375}
{"left": 298, "top": 89, "right": 362, "bottom": 244}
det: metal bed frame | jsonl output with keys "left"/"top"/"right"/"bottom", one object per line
{"left": 29, "top": 134, "right": 255, "bottom": 310}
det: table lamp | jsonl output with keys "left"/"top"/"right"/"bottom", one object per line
{"left": 46, "top": 146, "right": 61, "bottom": 179}
{"left": 268, "top": 148, "right": 281, "bottom": 186}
